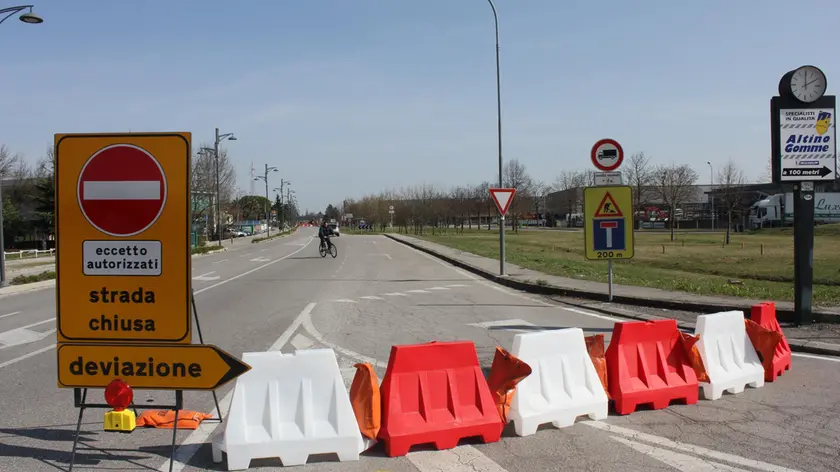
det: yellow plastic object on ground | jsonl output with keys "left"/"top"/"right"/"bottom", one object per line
{"left": 104, "top": 409, "right": 136, "bottom": 433}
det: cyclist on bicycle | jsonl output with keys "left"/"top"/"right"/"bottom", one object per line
{"left": 318, "top": 221, "right": 335, "bottom": 251}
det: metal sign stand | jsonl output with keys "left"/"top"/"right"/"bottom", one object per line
{"left": 66, "top": 290, "right": 223, "bottom": 472}
{"left": 771, "top": 65, "right": 837, "bottom": 325}
{"left": 587, "top": 138, "right": 630, "bottom": 302}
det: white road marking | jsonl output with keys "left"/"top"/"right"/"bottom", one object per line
{"left": 212, "top": 259, "right": 228, "bottom": 264}
{"left": 792, "top": 352, "right": 840, "bottom": 363}
{"left": 333, "top": 299, "right": 358, "bottom": 303}
{"left": 360, "top": 295, "right": 384, "bottom": 300}
{"left": 611, "top": 436, "right": 752, "bottom": 472}
{"left": 401, "top": 240, "right": 625, "bottom": 321}
{"left": 446, "top": 284, "right": 469, "bottom": 288}
{"left": 241, "top": 252, "right": 254, "bottom": 257}
{"left": 0, "top": 327, "right": 56, "bottom": 350}
{"left": 301, "top": 296, "right": 510, "bottom": 471}
{"left": 428, "top": 286, "right": 450, "bottom": 291}
{"left": 468, "top": 319, "right": 537, "bottom": 333}
{"left": 192, "top": 272, "right": 221, "bottom": 281}
{"left": 260, "top": 248, "right": 268, "bottom": 252}
{"left": 0, "top": 311, "right": 21, "bottom": 320}
{"left": 159, "top": 302, "right": 317, "bottom": 472}
{"left": 407, "top": 445, "right": 509, "bottom": 472}
{"left": 336, "top": 355, "right": 359, "bottom": 390}
{"left": 290, "top": 333, "right": 315, "bottom": 350}
{"left": 300, "top": 307, "right": 387, "bottom": 369}
{"left": 191, "top": 236, "right": 314, "bottom": 296}
{"left": 367, "top": 253, "right": 392, "bottom": 260}
{"left": 250, "top": 257, "right": 271, "bottom": 262}
{"left": 0, "top": 344, "right": 55, "bottom": 369}
{"left": 408, "top": 289, "right": 429, "bottom": 294}
{"left": 583, "top": 421, "right": 802, "bottom": 472}
{"left": 384, "top": 292, "right": 408, "bottom": 297}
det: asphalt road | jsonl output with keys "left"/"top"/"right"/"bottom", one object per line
{"left": 1, "top": 231, "right": 838, "bottom": 472}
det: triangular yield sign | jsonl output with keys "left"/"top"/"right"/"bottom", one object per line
{"left": 489, "top": 188, "right": 517, "bottom": 216}
{"left": 594, "top": 192, "right": 623, "bottom": 217}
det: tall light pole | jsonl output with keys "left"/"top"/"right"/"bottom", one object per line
{"left": 0, "top": 4, "right": 43, "bottom": 288}
{"left": 254, "top": 164, "right": 278, "bottom": 238}
{"left": 273, "top": 179, "right": 290, "bottom": 230}
{"left": 707, "top": 161, "right": 715, "bottom": 231}
{"left": 486, "top": 0, "right": 505, "bottom": 276}
{"left": 212, "top": 128, "right": 237, "bottom": 246}
{"left": 0, "top": 4, "right": 43, "bottom": 25}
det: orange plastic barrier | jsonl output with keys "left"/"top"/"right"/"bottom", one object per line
{"left": 584, "top": 334, "right": 610, "bottom": 398}
{"left": 378, "top": 341, "right": 504, "bottom": 457}
{"left": 349, "top": 362, "right": 382, "bottom": 440}
{"left": 677, "top": 332, "right": 710, "bottom": 383}
{"left": 605, "top": 320, "right": 699, "bottom": 415}
{"left": 486, "top": 346, "right": 532, "bottom": 423}
{"left": 749, "top": 302, "right": 792, "bottom": 382}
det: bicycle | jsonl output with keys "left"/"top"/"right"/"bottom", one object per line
{"left": 318, "top": 238, "right": 338, "bottom": 258}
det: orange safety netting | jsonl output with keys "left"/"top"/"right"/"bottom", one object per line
{"left": 349, "top": 362, "right": 381, "bottom": 440}
{"left": 677, "top": 331, "right": 710, "bottom": 383}
{"left": 584, "top": 334, "right": 610, "bottom": 398}
{"left": 486, "top": 346, "right": 532, "bottom": 423}
{"left": 135, "top": 410, "right": 213, "bottom": 430}
{"left": 745, "top": 319, "right": 784, "bottom": 374}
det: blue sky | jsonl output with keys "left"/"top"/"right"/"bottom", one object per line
{"left": 3, "top": 0, "right": 840, "bottom": 213}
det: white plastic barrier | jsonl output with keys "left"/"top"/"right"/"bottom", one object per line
{"left": 694, "top": 311, "right": 765, "bottom": 400}
{"left": 212, "top": 349, "right": 363, "bottom": 470}
{"left": 508, "top": 328, "right": 608, "bottom": 437}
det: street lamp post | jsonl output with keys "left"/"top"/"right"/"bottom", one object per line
{"left": 485, "top": 0, "right": 505, "bottom": 276}
{"left": 0, "top": 4, "right": 43, "bottom": 25}
{"left": 212, "top": 128, "right": 236, "bottom": 246}
{"left": 0, "top": 4, "right": 43, "bottom": 288}
{"left": 254, "top": 164, "right": 278, "bottom": 238}
{"left": 273, "top": 179, "right": 290, "bottom": 231}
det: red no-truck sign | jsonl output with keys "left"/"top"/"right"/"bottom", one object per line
{"left": 77, "top": 144, "right": 168, "bottom": 237}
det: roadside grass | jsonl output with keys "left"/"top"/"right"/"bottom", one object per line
{"left": 252, "top": 231, "right": 291, "bottom": 243}
{"left": 415, "top": 225, "right": 840, "bottom": 307}
{"left": 5, "top": 260, "right": 56, "bottom": 270}
{"left": 3, "top": 251, "right": 54, "bottom": 261}
{"left": 191, "top": 245, "right": 226, "bottom": 255}
{"left": 11, "top": 270, "right": 56, "bottom": 285}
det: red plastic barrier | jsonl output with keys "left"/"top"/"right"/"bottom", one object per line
{"left": 750, "top": 302, "right": 792, "bottom": 381}
{"left": 378, "top": 341, "right": 504, "bottom": 457}
{"left": 605, "top": 319, "right": 699, "bottom": 415}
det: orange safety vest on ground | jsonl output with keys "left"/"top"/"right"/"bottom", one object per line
{"left": 136, "top": 410, "right": 213, "bottom": 430}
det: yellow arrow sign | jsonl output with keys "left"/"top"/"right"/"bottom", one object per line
{"left": 57, "top": 343, "right": 250, "bottom": 390}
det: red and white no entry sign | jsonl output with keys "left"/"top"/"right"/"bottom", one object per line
{"left": 77, "top": 144, "right": 168, "bottom": 237}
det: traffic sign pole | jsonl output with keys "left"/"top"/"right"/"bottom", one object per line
{"left": 586, "top": 138, "right": 630, "bottom": 302}
{"left": 489, "top": 188, "right": 517, "bottom": 276}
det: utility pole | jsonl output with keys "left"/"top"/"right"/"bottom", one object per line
{"left": 254, "top": 164, "right": 278, "bottom": 238}
{"left": 213, "top": 128, "right": 237, "bottom": 246}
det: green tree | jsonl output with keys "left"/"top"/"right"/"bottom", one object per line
{"left": 2, "top": 196, "right": 23, "bottom": 249}
{"left": 232, "top": 195, "right": 271, "bottom": 220}
{"left": 32, "top": 147, "right": 55, "bottom": 235}
{"left": 324, "top": 204, "right": 340, "bottom": 220}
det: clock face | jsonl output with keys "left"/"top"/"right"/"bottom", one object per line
{"left": 790, "top": 66, "right": 826, "bottom": 103}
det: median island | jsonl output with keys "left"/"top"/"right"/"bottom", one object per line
{"left": 413, "top": 226, "right": 840, "bottom": 307}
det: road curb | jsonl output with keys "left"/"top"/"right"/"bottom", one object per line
{"left": 553, "top": 299, "right": 840, "bottom": 357}
{"left": 384, "top": 234, "right": 840, "bottom": 325}
{"left": 0, "top": 279, "right": 56, "bottom": 298}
